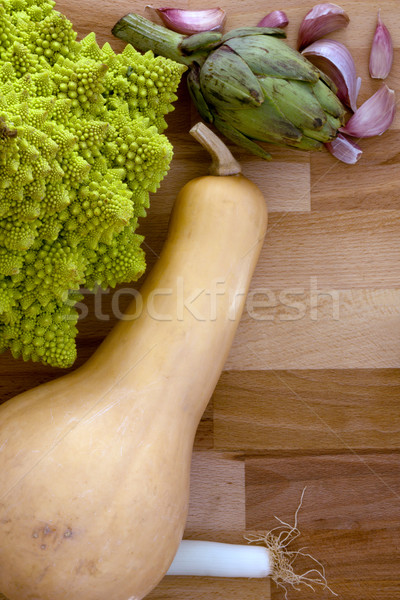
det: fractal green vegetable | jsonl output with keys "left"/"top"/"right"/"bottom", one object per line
{"left": 0, "top": 0, "right": 185, "bottom": 368}
{"left": 112, "top": 15, "right": 346, "bottom": 159}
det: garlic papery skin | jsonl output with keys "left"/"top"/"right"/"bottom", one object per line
{"left": 297, "top": 3, "right": 349, "bottom": 50}
{"left": 339, "top": 84, "right": 396, "bottom": 138}
{"left": 148, "top": 6, "right": 226, "bottom": 34}
{"left": 257, "top": 10, "right": 288, "bottom": 29}
{"left": 325, "top": 133, "right": 362, "bottom": 163}
{"left": 302, "top": 39, "right": 360, "bottom": 111}
{"left": 369, "top": 10, "right": 393, "bottom": 79}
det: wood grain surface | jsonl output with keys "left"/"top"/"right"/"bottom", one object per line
{"left": 0, "top": 1, "right": 399, "bottom": 599}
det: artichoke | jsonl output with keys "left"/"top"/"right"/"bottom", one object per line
{"left": 113, "top": 15, "right": 346, "bottom": 159}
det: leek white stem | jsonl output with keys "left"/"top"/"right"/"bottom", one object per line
{"left": 165, "top": 490, "right": 337, "bottom": 596}
{"left": 166, "top": 540, "right": 271, "bottom": 578}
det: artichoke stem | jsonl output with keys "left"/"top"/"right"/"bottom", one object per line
{"left": 112, "top": 13, "right": 203, "bottom": 67}
{"left": 190, "top": 122, "right": 241, "bottom": 176}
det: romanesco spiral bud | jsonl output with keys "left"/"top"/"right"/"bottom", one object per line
{"left": 0, "top": 0, "right": 186, "bottom": 367}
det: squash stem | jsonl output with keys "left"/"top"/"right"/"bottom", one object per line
{"left": 189, "top": 122, "right": 242, "bottom": 176}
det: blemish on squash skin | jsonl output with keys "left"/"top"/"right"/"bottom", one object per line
{"left": 75, "top": 559, "right": 99, "bottom": 576}
{"left": 32, "top": 523, "right": 56, "bottom": 541}
{"left": 31, "top": 524, "right": 73, "bottom": 548}
{"left": 36, "top": 565, "right": 50, "bottom": 584}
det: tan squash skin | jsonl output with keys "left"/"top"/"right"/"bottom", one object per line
{"left": 0, "top": 173, "right": 267, "bottom": 600}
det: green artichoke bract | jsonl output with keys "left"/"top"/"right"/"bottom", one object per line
{"left": 113, "top": 16, "right": 346, "bottom": 159}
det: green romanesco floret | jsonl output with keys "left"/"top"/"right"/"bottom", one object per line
{"left": 1, "top": 293, "right": 81, "bottom": 365}
{"left": 84, "top": 226, "right": 145, "bottom": 290}
{"left": 0, "top": 0, "right": 186, "bottom": 368}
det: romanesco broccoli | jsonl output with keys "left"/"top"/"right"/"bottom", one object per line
{"left": 0, "top": 0, "right": 186, "bottom": 368}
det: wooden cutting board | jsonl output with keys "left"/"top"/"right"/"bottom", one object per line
{"left": 1, "top": 1, "right": 399, "bottom": 599}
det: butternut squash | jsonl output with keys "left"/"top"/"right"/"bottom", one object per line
{"left": 0, "top": 123, "right": 268, "bottom": 600}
